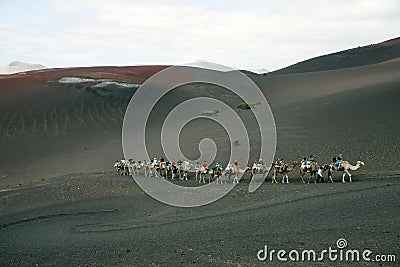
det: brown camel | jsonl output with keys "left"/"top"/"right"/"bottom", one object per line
{"left": 299, "top": 162, "right": 330, "bottom": 183}
{"left": 271, "top": 161, "right": 298, "bottom": 183}
{"left": 231, "top": 166, "right": 251, "bottom": 184}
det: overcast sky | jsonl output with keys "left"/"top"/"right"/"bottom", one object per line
{"left": 0, "top": 0, "right": 399, "bottom": 71}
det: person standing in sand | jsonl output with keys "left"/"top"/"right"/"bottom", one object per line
{"left": 316, "top": 166, "right": 324, "bottom": 183}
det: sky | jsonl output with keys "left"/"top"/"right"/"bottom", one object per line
{"left": 0, "top": 0, "right": 399, "bottom": 71}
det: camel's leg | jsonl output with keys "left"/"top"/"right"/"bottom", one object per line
{"left": 328, "top": 172, "right": 333, "bottom": 183}
{"left": 299, "top": 172, "right": 305, "bottom": 183}
{"left": 286, "top": 174, "right": 289, "bottom": 183}
{"left": 345, "top": 170, "right": 352, "bottom": 182}
{"left": 342, "top": 172, "right": 346, "bottom": 183}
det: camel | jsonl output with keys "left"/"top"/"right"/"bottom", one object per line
{"left": 251, "top": 164, "right": 269, "bottom": 180}
{"left": 114, "top": 161, "right": 126, "bottom": 176}
{"left": 271, "top": 161, "right": 298, "bottom": 183}
{"left": 299, "top": 161, "right": 329, "bottom": 183}
{"left": 214, "top": 168, "right": 225, "bottom": 184}
{"left": 194, "top": 165, "right": 201, "bottom": 182}
{"left": 328, "top": 160, "right": 365, "bottom": 182}
{"left": 198, "top": 166, "right": 212, "bottom": 183}
{"left": 114, "top": 160, "right": 130, "bottom": 176}
{"left": 155, "top": 161, "right": 166, "bottom": 178}
{"left": 164, "top": 164, "right": 174, "bottom": 179}
{"left": 231, "top": 166, "right": 251, "bottom": 184}
{"left": 179, "top": 163, "right": 193, "bottom": 180}
{"left": 144, "top": 162, "right": 157, "bottom": 177}
{"left": 129, "top": 161, "right": 142, "bottom": 176}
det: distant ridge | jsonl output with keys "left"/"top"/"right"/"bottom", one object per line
{"left": 0, "top": 61, "right": 46, "bottom": 74}
{"left": 272, "top": 37, "right": 400, "bottom": 74}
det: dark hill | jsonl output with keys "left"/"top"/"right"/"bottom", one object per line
{"left": 272, "top": 37, "right": 400, "bottom": 74}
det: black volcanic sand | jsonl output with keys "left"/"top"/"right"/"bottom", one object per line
{"left": 0, "top": 174, "right": 399, "bottom": 266}
{"left": 1, "top": 59, "right": 400, "bottom": 266}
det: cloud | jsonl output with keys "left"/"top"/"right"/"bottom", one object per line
{"left": 0, "top": 0, "right": 399, "bottom": 70}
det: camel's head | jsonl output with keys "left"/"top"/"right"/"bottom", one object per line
{"left": 292, "top": 161, "right": 298, "bottom": 166}
{"left": 357, "top": 161, "right": 365, "bottom": 166}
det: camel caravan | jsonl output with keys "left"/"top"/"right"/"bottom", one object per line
{"left": 113, "top": 154, "right": 365, "bottom": 184}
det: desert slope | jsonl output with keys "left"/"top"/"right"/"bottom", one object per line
{"left": 0, "top": 58, "right": 400, "bottom": 187}
{"left": 273, "top": 37, "right": 400, "bottom": 74}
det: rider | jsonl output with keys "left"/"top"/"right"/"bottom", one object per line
{"left": 335, "top": 154, "right": 342, "bottom": 169}
{"left": 215, "top": 162, "right": 222, "bottom": 170}
{"left": 301, "top": 157, "right": 307, "bottom": 171}
{"left": 225, "top": 162, "right": 232, "bottom": 172}
{"left": 279, "top": 158, "right": 285, "bottom": 167}
{"left": 202, "top": 161, "right": 208, "bottom": 169}
{"left": 184, "top": 160, "right": 190, "bottom": 168}
{"left": 258, "top": 158, "right": 263, "bottom": 166}
{"left": 195, "top": 162, "right": 200, "bottom": 170}
{"left": 274, "top": 158, "right": 280, "bottom": 168}
{"left": 305, "top": 155, "right": 314, "bottom": 170}
{"left": 252, "top": 161, "right": 258, "bottom": 173}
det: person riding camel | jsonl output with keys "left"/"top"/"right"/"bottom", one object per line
{"left": 274, "top": 158, "right": 280, "bottom": 168}
{"left": 335, "top": 154, "right": 343, "bottom": 169}
{"left": 279, "top": 158, "right": 285, "bottom": 171}
{"left": 225, "top": 162, "right": 232, "bottom": 173}
{"left": 258, "top": 159, "right": 263, "bottom": 166}
{"left": 301, "top": 157, "right": 307, "bottom": 171}
{"left": 202, "top": 161, "right": 208, "bottom": 169}
{"left": 215, "top": 162, "right": 222, "bottom": 170}
{"left": 252, "top": 161, "right": 258, "bottom": 173}
{"left": 273, "top": 158, "right": 285, "bottom": 171}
